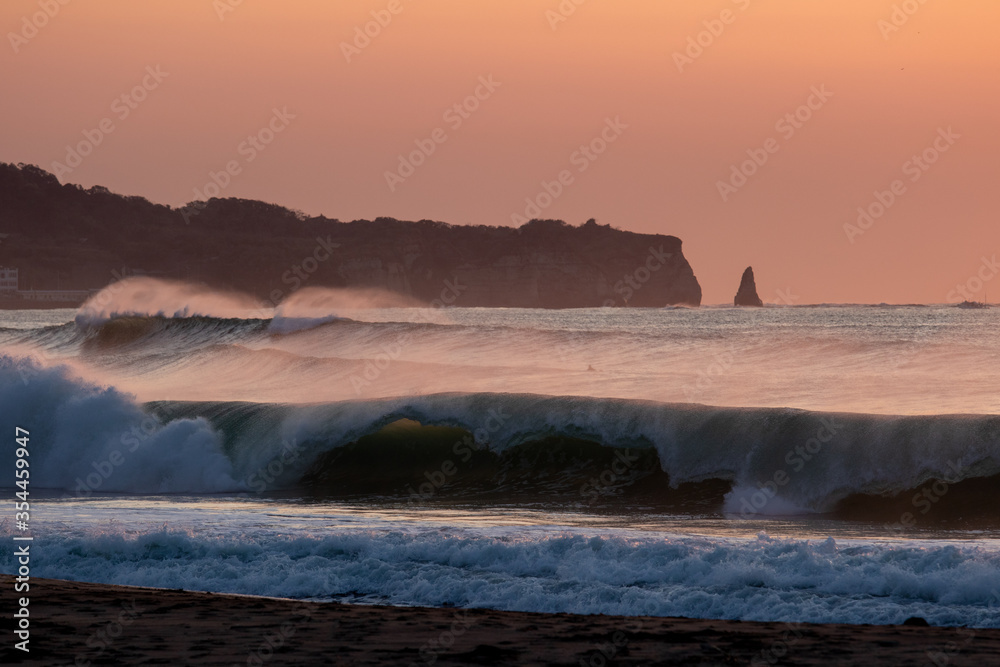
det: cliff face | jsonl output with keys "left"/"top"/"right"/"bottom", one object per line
{"left": 0, "top": 163, "right": 701, "bottom": 308}
{"left": 734, "top": 266, "right": 763, "bottom": 307}
{"left": 330, "top": 220, "right": 701, "bottom": 308}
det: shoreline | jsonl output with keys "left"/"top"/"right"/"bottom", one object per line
{"left": 4, "top": 576, "right": 1000, "bottom": 665}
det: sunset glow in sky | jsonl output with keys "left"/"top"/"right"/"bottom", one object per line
{"left": 2, "top": 0, "right": 998, "bottom": 303}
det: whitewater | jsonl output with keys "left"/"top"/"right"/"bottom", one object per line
{"left": 1, "top": 281, "right": 999, "bottom": 627}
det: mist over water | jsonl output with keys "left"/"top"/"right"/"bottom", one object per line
{"left": 75, "top": 276, "right": 263, "bottom": 325}
{"left": 15, "top": 279, "right": 1000, "bottom": 414}
{"left": 3, "top": 283, "right": 1000, "bottom": 626}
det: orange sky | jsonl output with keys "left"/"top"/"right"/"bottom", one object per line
{"left": 2, "top": 0, "right": 998, "bottom": 304}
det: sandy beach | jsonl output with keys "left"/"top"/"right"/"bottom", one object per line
{"left": 3, "top": 575, "right": 998, "bottom": 666}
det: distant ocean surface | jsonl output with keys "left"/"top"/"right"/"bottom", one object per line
{"left": 2, "top": 300, "right": 999, "bottom": 627}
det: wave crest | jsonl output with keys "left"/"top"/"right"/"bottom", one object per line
{"left": 0, "top": 354, "right": 238, "bottom": 493}
{"left": 76, "top": 277, "right": 264, "bottom": 325}
{"left": 4, "top": 353, "right": 1000, "bottom": 511}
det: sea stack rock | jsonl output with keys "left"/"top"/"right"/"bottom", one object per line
{"left": 734, "top": 266, "right": 763, "bottom": 307}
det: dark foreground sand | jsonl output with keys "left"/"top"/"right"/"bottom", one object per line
{"left": 3, "top": 575, "right": 999, "bottom": 666}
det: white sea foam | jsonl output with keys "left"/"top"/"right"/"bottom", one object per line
{"left": 0, "top": 355, "right": 238, "bottom": 494}
{"left": 2, "top": 523, "right": 998, "bottom": 627}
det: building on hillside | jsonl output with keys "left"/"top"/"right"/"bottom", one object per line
{"left": 0, "top": 267, "right": 18, "bottom": 292}
{"left": 17, "top": 289, "right": 96, "bottom": 302}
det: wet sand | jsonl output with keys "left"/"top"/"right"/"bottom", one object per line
{"left": 3, "top": 575, "right": 999, "bottom": 665}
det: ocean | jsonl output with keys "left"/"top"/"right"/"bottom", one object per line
{"left": 2, "top": 300, "right": 1000, "bottom": 628}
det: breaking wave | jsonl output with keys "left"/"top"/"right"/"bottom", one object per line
{"left": 3, "top": 353, "right": 1000, "bottom": 517}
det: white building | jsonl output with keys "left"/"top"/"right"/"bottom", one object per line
{"left": 0, "top": 267, "right": 17, "bottom": 292}
{"left": 18, "top": 289, "right": 95, "bottom": 302}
